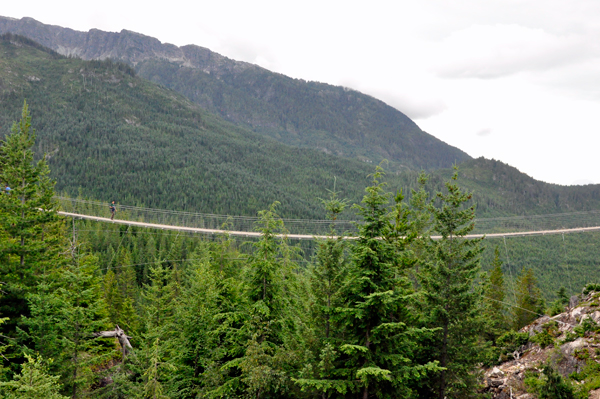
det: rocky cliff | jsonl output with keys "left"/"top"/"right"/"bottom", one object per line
{"left": 483, "top": 289, "right": 600, "bottom": 398}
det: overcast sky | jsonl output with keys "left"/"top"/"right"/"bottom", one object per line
{"left": 4, "top": 0, "right": 600, "bottom": 185}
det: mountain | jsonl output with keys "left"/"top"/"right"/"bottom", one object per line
{"left": 2, "top": 33, "right": 600, "bottom": 299}
{"left": 0, "top": 33, "right": 411, "bottom": 219}
{"left": 2, "top": 32, "right": 599, "bottom": 221}
{"left": 0, "top": 15, "right": 471, "bottom": 171}
{"left": 436, "top": 157, "right": 600, "bottom": 217}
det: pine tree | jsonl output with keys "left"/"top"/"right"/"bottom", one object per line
{"left": 234, "top": 202, "right": 304, "bottom": 398}
{"left": 308, "top": 166, "right": 437, "bottom": 398}
{"left": 142, "top": 339, "right": 173, "bottom": 399}
{"left": 419, "top": 167, "right": 485, "bottom": 399}
{"left": 482, "top": 247, "right": 508, "bottom": 342}
{"left": 513, "top": 267, "right": 544, "bottom": 330}
{"left": 141, "top": 265, "right": 177, "bottom": 341}
{"left": 0, "top": 354, "right": 68, "bottom": 399}
{"left": 23, "top": 249, "right": 110, "bottom": 398}
{"left": 175, "top": 245, "right": 245, "bottom": 398}
{"left": 309, "top": 187, "right": 348, "bottom": 342}
{"left": 0, "top": 101, "right": 64, "bottom": 341}
{"left": 103, "top": 248, "right": 140, "bottom": 335}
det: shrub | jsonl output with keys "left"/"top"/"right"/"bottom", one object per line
{"left": 583, "top": 284, "right": 600, "bottom": 296}
{"left": 495, "top": 331, "right": 530, "bottom": 362}
{"left": 531, "top": 330, "right": 555, "bottom": 349}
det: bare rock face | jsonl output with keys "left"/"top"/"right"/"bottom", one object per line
{"left": 482, "top": 291, "right": 600, "bottom": 399}
{"left": 0, "top": 16, "right": 256, "bottom": 76}
{"left": 590, "top": 388, "right": 600, "bottom": 399}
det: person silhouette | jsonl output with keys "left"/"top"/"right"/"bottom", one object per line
{"left": 109, "top": 201, "right": 116, "bottom": 220}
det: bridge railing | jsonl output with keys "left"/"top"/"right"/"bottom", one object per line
{"left": 56, "top": 197, "right": 359, "bottom": 236}
{"left": 56, "top": 197, "right": 600, "bottom": 237}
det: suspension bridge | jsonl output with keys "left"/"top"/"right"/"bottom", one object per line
{"left": 57, "top": 197, "right": 600, "bottom": 240}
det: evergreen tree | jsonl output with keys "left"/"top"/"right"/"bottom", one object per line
{"left": 234, "top": 202, "right": 304, "bottom": 398}
{"left": 303, "top": 166, "right": 437, "bottom": 398}
{"left": 0, "top": 101, "right": 64, "bottom": 345}
{"left": 539, "top": 364, "right": 575, "bottom": 399}
{"left": 482, "top": 247, "right": 508, "bottom": 342}
{"left": 419, "top": 167, "right": 485, "bottom": 399}
{"left": 0, "top": 354, "right": 68, "bottom": 399}
{"left": 513, "top": 267, "right": 544, "bottom": 330}
{"left": 103, "top": 248, "right": 140, "bottom": 335}
{"left": 23, "top": 249, "right": 110, "bottom": 398}
{"left": 309, "top": 186, "right": 349, "bottom": 342}
{"left": 176, "top": 243, "right": 246, "bottom": 398}
{"left": 142, "top": 338, "right": 173, "bottom": 399}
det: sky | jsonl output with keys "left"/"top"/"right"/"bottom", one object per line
{"left": 3, "top": 0, "right": 600, "bottom": 185}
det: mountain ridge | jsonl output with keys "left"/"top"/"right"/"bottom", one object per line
{"left": 0, "top": 15, "right": 471, "bottom": 171}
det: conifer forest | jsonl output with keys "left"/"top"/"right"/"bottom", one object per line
{"left": 0, "top": 34, "right": 599, "bottom": 399}
{"left": 2, "top": 103, "right": 590, "bottom": 399}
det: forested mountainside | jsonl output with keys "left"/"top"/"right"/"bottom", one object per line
{"left": 2, "top": 33, "right": 600, "bottom": 222}
{"left": 6, "top": 97, "right": 599, "bottom": 397}
{"left": 0, "top": 15, "right": 471, "bottom": 171}
{"left": 435, "top": 157, "right": 600, "bottom": 217}
{"left": 0, "top": 33, "right": 415, "bottom": 219}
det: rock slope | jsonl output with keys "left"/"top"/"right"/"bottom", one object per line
{"left": 483, "top": 290, "right": 600, "bottom": 398}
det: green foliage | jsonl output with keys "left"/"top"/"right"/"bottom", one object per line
{"left": 525, "top": 365, "right": 576, "bottom": 399}
{"left": 573, "top": 317, "right": 600, "bottom": 338}
{"left": 329, "top": 165, "right": 439, "bottom": 398}
{"left": 570, "top": 360, "right": 600, "bottom": 398}
{"left": 309, "top": 185, "right": 349, "bottom": 344}
{"left": 583, "top": 283, "right": 600, "bottom": 296}
{"left": 0, "top": 100, "right": 65, "bottom": 365}
{"left": 531, "top": 330, "right": 555, "bottom": 349}
{"left": 539, "top": 364, "right": 575, "bottom": 399}
{"left": 0, "top": 354, "right": 68, "bottom": 399}
{"left": 23, "top": 252, "right": 111, "bottom": 397}
{"left": 513, "top": 267, "right": 545, "bottom": 330}
{"left": 418, "top": 167, "right": 486, "bottom": 398}
{"left": 481, "top": 247, "right": 509, "bottom": 343}
{"left": 549, "top": 286, "right": 570, "bottom": 316}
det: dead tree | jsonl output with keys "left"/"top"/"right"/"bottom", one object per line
{"left": 94, "top": 325, "right": 133, "bottom": 357}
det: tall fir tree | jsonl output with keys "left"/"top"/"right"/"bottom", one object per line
{"left": 23, "top": 249, "right": 111, "bottom": 398}
{"left": 308, "top": 165, "right": 437, "bottom": 398}
{"left": 234, "top": 202, "right": 304, "bottom": 398}
{"left": 0, "top": 355, "right": 68, "bottom": 399}
{"left": 310, "top": 186, "right": 349, "bottom": 343}
{"left": 513, "top": 267, "right": 544, "bottom": 330}
{"left": 0, "top": 101, "right": 65, "bottom": 362}
{"left": 418, "top": 167, "right": 485, "bottom": 399}
{"left": 482, "top": 246, "right": 508, "bottom": 342}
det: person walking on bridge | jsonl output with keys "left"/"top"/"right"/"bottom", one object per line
{"left": 109, "top": 201, "right": 116, "bottom": 220}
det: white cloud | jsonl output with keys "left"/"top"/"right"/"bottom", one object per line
{"left": 476, "top": 128, "right": 492, "bottom": 137}
{"left": 434, "top": 24, "right": 595, "bottom": 79}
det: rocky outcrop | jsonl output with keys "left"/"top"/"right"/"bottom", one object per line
{"left": 0, "top": 16, "right": 256, "bottom": 76}
{"left": 483, "top": 291, "right": 600, "bottom": 398}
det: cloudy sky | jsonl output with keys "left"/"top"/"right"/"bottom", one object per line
{"left": 4, "top": 0, "right": 600, "bottom": 185}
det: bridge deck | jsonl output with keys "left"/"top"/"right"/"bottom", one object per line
{"left": 58, "top": 211, "right": 600, "bottom": 240}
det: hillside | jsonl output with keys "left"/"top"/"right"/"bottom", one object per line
{"left": 0, "top": 15, "right": 471, "bottom": 171}
{"left": 483, "top": 288, "right": 600, "bottom": 398}
{"left": 435, "top": 157, "right": 600, "bottom": 217}
{"left": 0, "top": 33, "right": 422, "bottom": 219}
